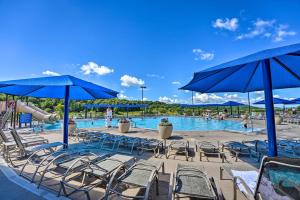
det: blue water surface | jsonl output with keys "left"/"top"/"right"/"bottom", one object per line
{"left": 44, "top": 116, "right": 259, "bottom": 133}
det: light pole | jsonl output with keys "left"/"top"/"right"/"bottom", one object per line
{"left": 140, "top": 85, "right": 146, "bottom": 117}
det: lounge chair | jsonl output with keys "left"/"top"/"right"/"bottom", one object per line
{"left": 137, "top": 138, "right": 164, "bottom": 158}
{"left": 100, "top": 134, "right": 124, "bottom": 151}
{"left": 222, "top": 141, "right": 258, "bottom": 162}
{"left": 220, "top": 156, "right": 300, "bottom": 200}
{"left": 0, "top": 129, "right": 47, "bottom": 146}
{"left": 4, "top": 129, "right": 63, "bottom": 166}
{"left": 116, "top": 136, "right": 142, "bottom": 154}
{"left": 195, "top": 141, "right": 225, "bottom": 163}
{"left": 58, "top": 154, "right": 134, "bottom": 199}
{"left": 104, "top": 159, "right": 164, "bottom": 200}
{"left": 166, "top": 140, "right": 190, "bottom": 161}
{"left": 37, "top": 151, "right": 105, "bottom": 189}
{"left": 168, "top": 163, "right": 220, "bottom": 199}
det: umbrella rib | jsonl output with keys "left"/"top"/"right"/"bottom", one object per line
{"left": 81, "top": 87, "right": 99, "bottom": 99}
{"left": 21, "top": 86, "right": 46, "bottom": 97}
{"left": 272, "top": 57, "right": 300, "bottom": 81}
{"left": 181, "top": 68, "right": 227, "bottom": 90}
{"left": 243, "top": 61, "right": 260, "bottom": 92}
{"left": 287, "top": 53, "right": 300, "bottom": 56}
{"left": 204, "top": 63, "right": 247, "bottom": 92}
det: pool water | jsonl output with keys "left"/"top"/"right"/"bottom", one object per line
{"left": 44, "top": 116, "right": 259, "bottom": 133}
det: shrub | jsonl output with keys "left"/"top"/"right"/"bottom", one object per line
{"left": 159, "top": 118, "right": 172, "bottom": 126}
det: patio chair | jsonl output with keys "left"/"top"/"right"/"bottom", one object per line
{"left": 116, "top": 137, "right": 142, "bottom": 154}
{"left": 37, "top": 151, "right": 105, "bottom": 189}
{"left": 222, "top": 141, "right": 258, "bottom": 162}
{"left": 0, "top": 129, "right": 47, "bottom": 146}
{"left": 103, "top": 159, "right": 164, "bottom": 200}
{"left": 58, "top": 154, "right": 134, "bottom": 199}
{"left": 137, "top": 138, "right": 164, "bottom": 158}
{"left": 166, "top": 140, "right": 190, "bottom": 161}
{"left": 100, "top": 134, "right": 124, "bottom": 151}
{"left": 168, "top": 163, "right": 220, "bottom": 200}
{"left": 220, "top": 156, "right": 300, "bottom": 200}
{"left": 195, "top": 141, "right": 225, "bottom": 163}
{"left": 4, "top": 129, "right": 63, "bottom": 166}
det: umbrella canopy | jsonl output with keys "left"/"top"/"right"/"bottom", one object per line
{"left": 290, "top": 98, "right": 300, "bottom": 104}
{"left": 0, "top": 75, "right": 118, "bottom": 146}
{"left": 84, "top": 104, "right": 148, "bottom": 109}
{"left": 221, "top": 101, "right": 244, "bottom": 115}
{"left": 181, "top": 43, "right": 300, "bottom": 93}
{"left": 0, "top": 75, "right": 118, "bottom": 100}
{"left": 181, "top": 43, "right": 300, "bottom": 157}
{"left": 254, "top": 97, "right": 295, "bottom": 105}
{"left": 180, "top": 103, "right": 222, "bottom": 108}
{"left": 222, "top": 101, "right": 244, "bottom": 106}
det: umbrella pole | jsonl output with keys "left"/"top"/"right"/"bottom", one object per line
{"left": 262, "top": 59, "right": 277, "bottom": 157}
{"left": 63, "top": 86, "right": 70, "bottom": 148}
{"left": 248, "top": 92, "right": 253, "bottom": 132}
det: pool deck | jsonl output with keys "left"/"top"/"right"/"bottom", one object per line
{"left": 1, "top": 118, "right": 300, "bottom": 200}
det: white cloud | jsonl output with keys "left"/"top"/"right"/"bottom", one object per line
{"left": 81, "top": 62, "right": 114, "bottom": 75}
{"left": 143, "top": 97, "right": 147, "bottom": 101}
{"left": 192, "top": 49, "right": 214, "bottom": 61}
{"left": 158, "top": 96, "right": 183, "bottom": 104}
{"left": 146, "top": 74, "right": 164, "bottom": 79}
{"left": 213, "top": 18, "right": 239, "bottom": 31}
{"left": 120, "top": 75, "right": 145, "bottom": 87}
{"left": 172, "top": 81, "right": 181, "bottom": 85}
{"left": 42, "top": 70, "right": 60, "bottom": 76}
{"left": 273, "top": 24, "right": 296, "bottom": 42}
{"left": 118, "top": 90, "right": 128, "bottom": 99}
{"left": 173, "top": 95, "right": 178, "bottom": 98}
{"left": 236, "top": 19, "right": 296, "bottom": 42}
{"left": 237, "top": 19, "right": 276, "bottom": 40}
{"left": 194, "top": 93, "right": 223, "bottom": 103}
{"left": 118, "top": 93, "right": 128, "bottom": 99}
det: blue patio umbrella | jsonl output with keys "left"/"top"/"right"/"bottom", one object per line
{"left": 254, "top": 97, "right": 295, "bottom": 105}
{"left": 222, "top": 101, "right": 245, "bottom": 115}
{"left": 181, "top": 43, "right": 300, "bottom": 156}
{"left": 254, "top": 97, "right": 296, "bottom": 115}
{"left": 0, "top": 75, "right": 118, "bottom": 146}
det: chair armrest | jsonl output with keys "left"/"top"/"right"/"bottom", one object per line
{"left": 233, "top": 176, "right": 255, "bottom": 200}
{"left": 168, "top": 172, "right": 174, "bottom": 200}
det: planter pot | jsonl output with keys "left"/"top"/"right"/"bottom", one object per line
{"left": 275, "top": 116, "right": 283, "bottom": 125}
{"left": 158, "top": 125, "right": 173, "bottom": 139}
{"left": 118, "top": 122, "right": 130, "bottom": 133}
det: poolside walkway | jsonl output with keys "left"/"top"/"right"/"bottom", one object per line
{"left": 0, "top": 156, "right": 68, "bottom": 200}
{"left": 0, "top": 170, "right": 43, "bottom": 200}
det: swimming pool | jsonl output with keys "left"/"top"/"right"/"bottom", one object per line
{"left": 44, "top": 116, "right": 259, "bottom": 133}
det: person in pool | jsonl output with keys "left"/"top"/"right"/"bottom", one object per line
{"left": 242, "top": 119, "right": 248, "bottom": 128}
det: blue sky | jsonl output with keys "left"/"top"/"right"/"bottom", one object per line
{"left": 0, "top": 0, "right": 300, "bottom": 105}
